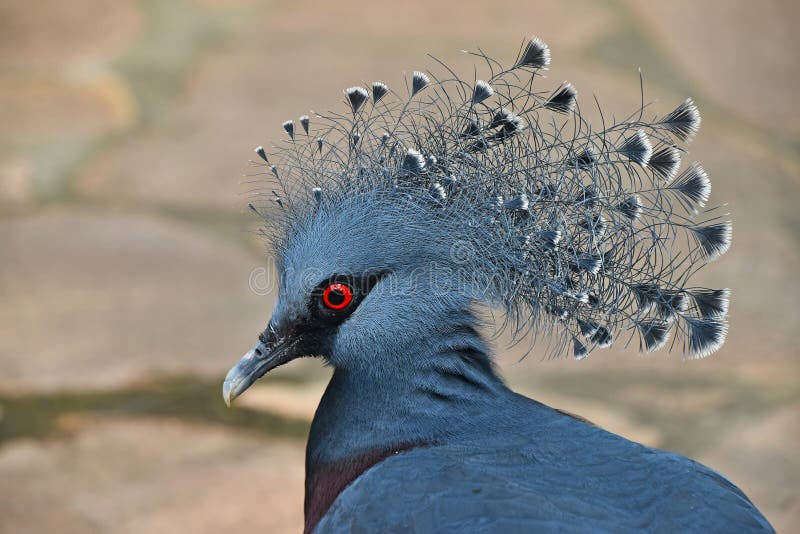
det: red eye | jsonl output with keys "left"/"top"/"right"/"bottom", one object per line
{"left": 322, "top": 282, "right": 354, "bottom": 311}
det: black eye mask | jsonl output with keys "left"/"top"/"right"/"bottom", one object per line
{"left": 310, "top": 271, "right": 390, "bottom": 325}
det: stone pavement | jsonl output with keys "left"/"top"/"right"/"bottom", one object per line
{"left": 1, "top": 1, "right": 798, "bottom": 531}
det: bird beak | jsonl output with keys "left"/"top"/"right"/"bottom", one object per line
{"left": 222, "top": 339, "right": 295, "bottom": 407}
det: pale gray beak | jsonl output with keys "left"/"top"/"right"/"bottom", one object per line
{"left": 222, "top": 340, "right": 294, "bottom": 407}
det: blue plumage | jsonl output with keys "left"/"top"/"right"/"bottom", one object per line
{"left": 222, "top": 36, "right": 771, "bottom": 532}
{"left": 319, "top": 398, "right": 773, "bottom": 533}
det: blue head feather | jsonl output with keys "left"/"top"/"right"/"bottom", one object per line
{"left": 249, "top": 36, "right": 730, "bottom": 363}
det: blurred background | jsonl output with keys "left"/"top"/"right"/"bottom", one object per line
{"left": 0, "top": 0, "right": 798, "bottom": 532}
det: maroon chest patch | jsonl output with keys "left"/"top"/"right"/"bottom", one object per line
{"left": 304, "top": 442, "right": 424, "bottom": 534}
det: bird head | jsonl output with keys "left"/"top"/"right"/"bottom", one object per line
{"left": 223, "top": 37, "right": 731, "bottom": 406}
{"left": 223, "top": 194, "right": 481, "bottom": 405}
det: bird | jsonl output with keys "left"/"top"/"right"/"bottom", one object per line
{"left": 222, "top": 36, "right": 773, "bottom": 532}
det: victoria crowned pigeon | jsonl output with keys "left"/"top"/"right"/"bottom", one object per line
{"left": 223, "top": 36, "right": 773, "bottom": 533}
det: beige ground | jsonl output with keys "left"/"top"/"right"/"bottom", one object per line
{"left": 1, "top": 1, "right": 798, "bottom": 532}
{"left": 0, "top": 416, "right": 306, "bottom": 533}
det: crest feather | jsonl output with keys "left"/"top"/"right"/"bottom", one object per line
{"left": 247, "top": 37, "right": 732, "bottom": 360}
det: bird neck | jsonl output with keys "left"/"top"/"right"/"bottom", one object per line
{"left": 304, "top": 321, "right": 507, "bottom": 531}
{"left": 307, "top": 322, "right": 503, "bottom": 464}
